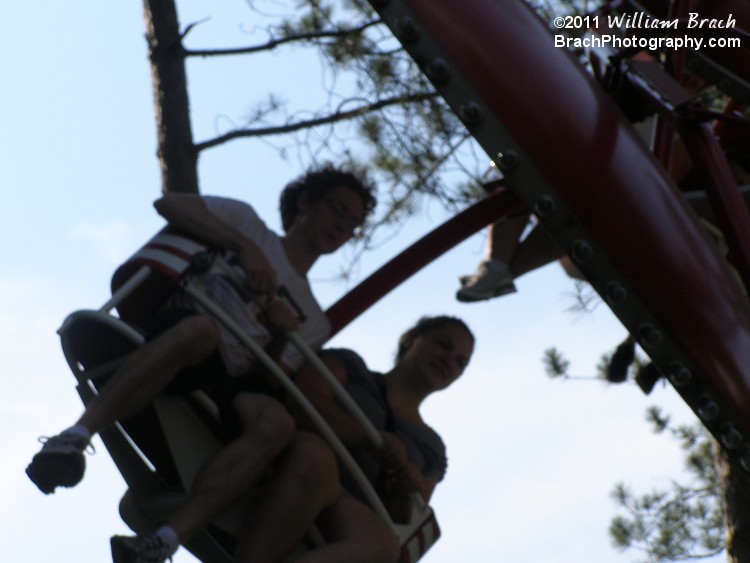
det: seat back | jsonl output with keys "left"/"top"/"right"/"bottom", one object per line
{"left": 59, "top": 309, "right": 144, "bottom": 382}
{"left": 110, "top": 228, "right": 212, "bottom": 328}
{"left": 397, "top": 508, "right": 441, "bottom": 563}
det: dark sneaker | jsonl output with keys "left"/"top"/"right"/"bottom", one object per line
{"left": 111, "top": 534, "right": 175, "bottom": 563}
{"left": 635, "top": 363, "right": 663, "bottom": 395}
{"left": 606, "top": 338, "right": 636, "bottom": 383}
{"left": 25, "top": 432, "right": 92, "bottom": 494}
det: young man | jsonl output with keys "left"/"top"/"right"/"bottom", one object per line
{"left": 26, "top": 163, "right": 377, "bottom": 562}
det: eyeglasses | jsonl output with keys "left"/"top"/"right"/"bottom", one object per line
{"left": 322, "top": 198, "right": 364, "bottom": 233}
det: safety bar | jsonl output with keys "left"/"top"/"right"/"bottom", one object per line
{"left": 101, "top": 235, "right": 428, "bottom": 534}
{"left": 284, "top": 333, "right": 428, "bottom": 513}
{"left": 210, "top": 262, "right": 383, "bottom": 445}
{"left": 180, "top": 274, "right": 397, "bottom": 528}
{"left": 100, "top": 266, "right": 152, "bottom": 314}
{"left": 207, "top": 258, "right": 430, "bottom": 517}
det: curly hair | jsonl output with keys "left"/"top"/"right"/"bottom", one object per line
{"left": 396, "top": 315, "right": 475, "bottom": 363}
{"left": 279, "top": 163, "right": 377, "bottom": 232}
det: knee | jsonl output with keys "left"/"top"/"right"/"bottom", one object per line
{"left": 372, "top": 529, "right": 400, "bottom": 563}
{"left": 172, "top": 315, "right": 219, "bottom": 360}
{"left": 350, "top": 521, "right": 400, "bottom": 563}
{"left": 235, "top": 396, "right": 295, "bottom": 451}
{"left": 287, "top": 433, "right": 338, "bottom": 502}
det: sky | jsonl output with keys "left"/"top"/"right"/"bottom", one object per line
{"left": 2, "top": 1, "right": 725, "bottom": 562}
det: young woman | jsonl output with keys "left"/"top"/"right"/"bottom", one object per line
{"left": 235, "top": 316, "right": 475, "bottom": 563}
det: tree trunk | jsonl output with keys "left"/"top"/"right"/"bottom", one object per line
{"left": 716, "top": 445, "right": 750, "bottom": 562}
{"left": 142, "top": 0, "right": 198, "bottom": 193}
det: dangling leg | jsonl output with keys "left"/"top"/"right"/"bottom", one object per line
{"left": 27, "top": 314, "right": 219, "bottom": 494}
{"left": 233, "top": 431, "right": 339, "bottom": 562}
{"left": 457, "top": 213, "right": 530, "bottom": 302}
{"left": 296, "top": 496, "right": 400, "bottom": 563}
{"left": 508, "top": 222, "right": 566, "bottom": 279}
{"left": 112, "top": 393, "right": 296, "bottom": 562}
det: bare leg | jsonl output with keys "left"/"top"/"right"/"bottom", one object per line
{"left": 78, "top": 315, "right": 219, "bottom": 435}
{"left": 558, "top": 255, "right": 584, "bottom": 280}
{"left": 457, "top": 214, "right": 531, "bottom": 302}
{"left": 26, "top": 315, "right": 222, "bottom": 494}
{"left": 485, "top": 213, "right": 531, "bottom": 264}
{"left": 508, "top": 223, "right": 566, "bottom": 279}
{"left": 167, "top": 393, "right": 296, "bottom": 543}
{"left": 233, "top": 432, "right": 339, "bottom": 563}
{"left": 297, "top": 496, "right": 400, "bottom": 563}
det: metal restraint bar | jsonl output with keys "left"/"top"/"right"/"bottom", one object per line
{"left": 181, "top": 262, "right": 397, "bottom": 528}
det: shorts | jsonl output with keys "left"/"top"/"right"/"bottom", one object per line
{"left": 144, "top": 308, "right": 280, "bottom": 437}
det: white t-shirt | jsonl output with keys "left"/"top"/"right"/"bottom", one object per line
{"left": 173, "top": 196, "right": 330, "bottom": 376}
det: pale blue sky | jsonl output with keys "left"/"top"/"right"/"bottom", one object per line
{"left": 2, "top": 2, "right": 720, "bottom": 562}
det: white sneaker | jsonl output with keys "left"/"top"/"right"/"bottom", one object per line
{"left": 456, "top": 259, "right": 516, "bottom": 302}
{"left": 26, "top": 432, "right": 92, "bottom": 494}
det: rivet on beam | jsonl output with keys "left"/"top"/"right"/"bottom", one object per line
{"left": 695, "top": 394, "right": 720, "bottom": 421}
{"left": 394, "top": 17, "right": 420, "bottom": 44}
{"left": 496, "top": 150, "right": 518, "bottom": 173}
{"left": 668, "top": 361, "right": 694, "bottom": 387}
{"left": 570, "top": 239, "right": 593, "bottom": 263}
{"left": 458, "top": 102, "right": 484, "bottom": 126}
{"left": 605, "top": 282, "right": 627, "bottom": 304}
{"left": 425, "top": 58, "right": 451, "bottom": 84}
{"left": 638, "top": 323, "right": 663, "bottom": 348}
{"left": 533, "top": 196, "right": 556, "bottom": 217}
{"left": 720, "top": 425, "right": 744, "bottom": 450}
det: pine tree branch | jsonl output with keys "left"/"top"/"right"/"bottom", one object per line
{"left": 194, "top": 92, "right": 438, "bottom": 152}
{"left": 183, "top": 19, "right": 381, "bottom": 58}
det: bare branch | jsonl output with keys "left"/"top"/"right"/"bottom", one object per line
{"left": 183, "top": 19, "right": 381, "bottom": 58}
{"left": 194, "top": 91, "right": 438, "bottom": 152}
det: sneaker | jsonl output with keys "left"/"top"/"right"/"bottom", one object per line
{"left": 635, "top": 363, "right": 663, "bottom": 395}
{"left": 111, "top": 534, "right": 175, "bottom": 563}
{"left": 606, "top": 338, "right": 636, "bottom": 383}
{"left": 25, "top": 432, "right": 92, "bottom": 494}
{"left": 456, "top": 259, "right": 516, "bottom": 302}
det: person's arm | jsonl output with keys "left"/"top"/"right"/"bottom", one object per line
{"left": 292, "top": 353, "right": 374, "bottom": 448}
{"left": 295, "top": 354, "right": 441, "bottom": 498}
{"left": 154, "top": 193, "right": 277, "bottom": 296}
{"left": 378, "top": 431, "right": 440, "bottom": 502}
{"left": 373, "top": 431, "right": 441, "bottom": 523}
{"left": 252, "top": 298, "right": 302, "bottom": 385}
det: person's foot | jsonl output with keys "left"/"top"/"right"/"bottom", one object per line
{"left": 635, "top": 363, "right": 663, "bottom": 395}
{"left": 25, "top": 432, "right": 92, "bottom": 494}
{"left": 606, "top": 338, "right": 636, "bottom": 383}
{"left": 457, "top": 259, "right": 516, "bottom": 302}
{"left": 111, "top": 534, "right": 175, "bottom": 563}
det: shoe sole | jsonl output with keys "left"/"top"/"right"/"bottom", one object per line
{"left": 110, "top": 537, "right": 137, "bottom": 563}
{"left": 26, "top": 452, "right": 85, "bottom": 494}
{"left": 456, "top": 283, "right": 517, "bottom": 302}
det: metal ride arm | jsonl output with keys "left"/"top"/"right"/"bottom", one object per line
{"left": 327, "top": 186, "right": 525, "bottom": 337}
{"left": 184, "top": 269, "right": 442, "bottom": 560}
{"left": 180, "top": 275, "right": 395, "bottom": 528}
{"left": 358, "top": 0, "right": 750, "bottom": 465}
{"left": 607, "top": 0, "right": 750, "bottom": 289}
{"left": 209, "top": 259, "right": 431, "bottom": 513}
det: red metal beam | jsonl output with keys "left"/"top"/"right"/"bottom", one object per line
{"left": 326, "top": 188, "right": 524, "bottom": 336}
{"left": 399, "top": 0, "right": 750, "bottom": 434}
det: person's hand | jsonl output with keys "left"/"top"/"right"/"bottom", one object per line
{"left": 262, "top": 295, "right": 300, "bottom": 333}
{"left": 378, "top": 432, "right": 427, "bottom": 495}
{"left": 235, "top": 241, "right": 277, "bottom": 297}
{"left": 378, "top": 432, "right": 412, "bottom": 483}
